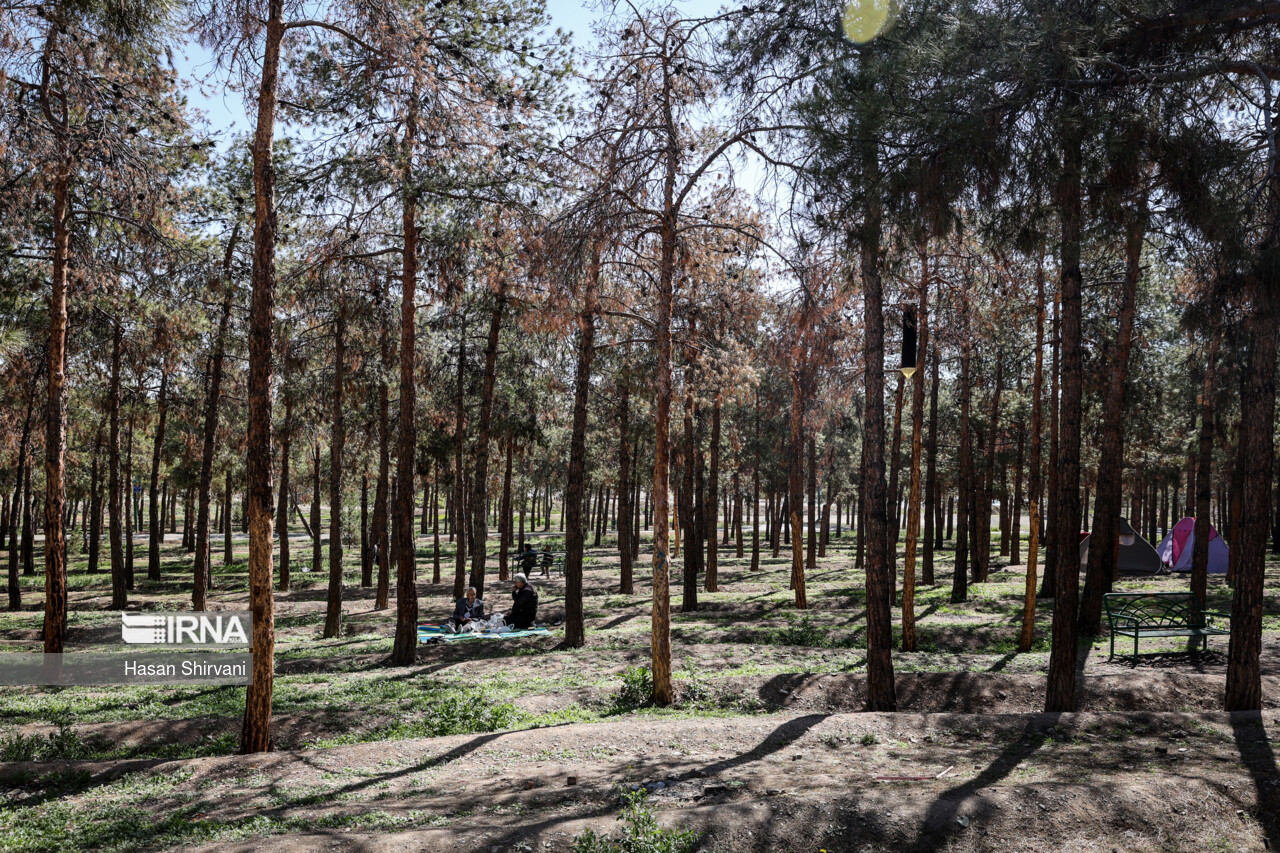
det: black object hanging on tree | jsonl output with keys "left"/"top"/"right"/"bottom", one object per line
{"left": 900, "top": 307, "right": 918, "bottom": 378}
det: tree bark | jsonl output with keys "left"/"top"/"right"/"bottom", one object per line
{"left": 241, "top": 0, "right": 284, "bottom": 754}
{"left": 952, "top": 307, "right": 973, "bottom": 604}
{"left": 923, "top": 337, "right": 940, "bottom": 585}
{"left": 147, "top": 368, "right": 169, "bottom": 581}
{"left": 277, "top": 398, "right": 291, "bottom": 593}
{"left": 1046, "top": 107, "right": 1085, "bottom": 714}
{"left": 194, "top": 259, "right": 235, "bottom": 610}
{"left": 1080, "top": 198, "right": 1145, "bottom": 635}
{"left": 1191, "top": 342, "right": 1218, "bottom": 605}
{"left": 563, "top": 241, "right": 600, "bottom": 647}
{"left": 42, "top": 77, "right": 71, "bottom": 652}
{"left": 452, "top": 321, "right": 467, "bottom": 600}
{"left": 468, "top": 284, "right": 506, "bottom": 600}
{"left": 681, "top": 384, "right": 702, "bottom": 613}
{"left": 1226, "top": 267, "right": 1279, "bottom": 709}
{"left": 311, "top": 445, "right": 322, "bottom": 575}
{"left": 87, "top": 430, "right": 102, "bottom": 573}
{"left": 224, "top": 474, "right": 234, "bottom": 564}
{"left": 618, "top": 372, "right": 634, "bottom": 594}
{"left": 500, "top": 440, "right": 513, "bottom": 583}
{"left": 1020, "top": 252, "right": 1047, "bottom": 653}
{"left": 323, "top": 296, "right": 346, "bottom": 639}
{"left": 857, "top": 138, "right": 896, "bottom": 709}
{"left": 902, "top": 251, "right": 928, "bottom": 652}
{"left": 360, "top": 475, "right": 370, "bottom": 587}
{"left": 788, "top": 366, "right": 807, "bottom": 609}
{"left": 705, "top": 397, "right": 720, "bottom": 592}
{"left": 9, "top": 391, "right": 33, "bottom": 611}
{"left": 390, "top": 91, "right": 421, "bottom": 666}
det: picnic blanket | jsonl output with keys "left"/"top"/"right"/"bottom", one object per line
{"left": 417, "top": 624, "right": 552, "bottom": 643}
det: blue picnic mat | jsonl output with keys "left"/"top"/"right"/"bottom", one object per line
{"left": 418, "top": 624, "right": 552, "bottom": 642}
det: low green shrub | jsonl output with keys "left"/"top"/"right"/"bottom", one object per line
{"left": 571, "top": 789, "right": 699, "bottom": 853}
{"left": 612, "top": 665, "right": 653, "bottom": 711}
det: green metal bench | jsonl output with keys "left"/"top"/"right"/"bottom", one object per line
{"left": 1103, "top": 591, "right": 1230, "bottom": 662}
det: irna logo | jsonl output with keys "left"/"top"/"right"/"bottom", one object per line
{"left": 120, "top": 613, "right": 251, "bottom": 646}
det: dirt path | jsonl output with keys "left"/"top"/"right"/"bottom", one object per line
{"left": 9, "top": 709, "right": 1278, "bottom": 853}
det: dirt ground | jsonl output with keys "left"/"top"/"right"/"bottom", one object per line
{"left": 5, "top": 708, "right": 1276, "bottom": 853}
{"left": 3, "top": 528, "right": 1279, "bottom": 851}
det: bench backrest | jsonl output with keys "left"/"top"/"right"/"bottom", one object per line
{"left": 1103, "top": 592, "right": 1204, "bottom": 628}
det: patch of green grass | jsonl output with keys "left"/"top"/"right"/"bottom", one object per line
{"left": 571, "top": 789, "right": 700, "bottom": 853}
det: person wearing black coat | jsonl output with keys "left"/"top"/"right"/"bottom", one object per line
{"left": 506, "top": 574, "right": 538, "bottom": 629}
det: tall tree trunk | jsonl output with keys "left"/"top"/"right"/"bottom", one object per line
{"left": 788, "top": 368, "right": 807, "bottom": 610}
{"left": 1226, "top": 417, "right": 1246, "bottom": 584}
{"left": 952, "top": 309, "right": 974, "bottom": 604}
{"left": 240, "top": 0, "right": 284, "bottom": 753}
{"left": 1020, "top": 253, "right": 1047, "bottom": 652}
{"left": 390, "top": 93, "right": 421, "bottom": 666}
{"left": 87, "top": 428, "right": 103, "bottom": 573}
{"left": 650, "top": 120, "right": 679, "bottom": 706}
{"left": 806, "top": 436, "right": 817, "bottom": 573}
{"left": 123, "top": 415, "right": 134, "bottom": 587}
{"left": 681, "top": 382, "right": 702, "bottom": 612}
{"left": 311, "top": 445, "right": 322, "bottom": 575}
{"left": 105, "top": 316, "right": 125, "bottom": 608}
{"left": 886, "top": 374, "right": 906, "bottom": 574}
{"left": 147, "top": 368, "right": 169, "bottom": 581}
{"left": 923, "top": 338, "right": 940, "bottom": 585}
{"left": 22, "top": 467, "right": 34, "bottom": 580}
{"left": 468, "top": 285, "right": 507, "bottom": 600}
{"left": 902, "top": 252, "right": 928, "bottom": 651}
{"left": 976, "top": 352, "right": 1004, "bottom": 583}
{"left": 432, "top": 465, "right": 441, "bottom": 584}
{"left": 277, "top": 399, "right": 291, "bottom": 593}
{"left": 500, "top": 441, "right": 513, "bottom": 583}
{"left": 1046, "top": 106, "right": 1085, "bottom": 714}
{"left": 1041, "top": 292, "right": 1062, "bottom": 597}
{"left": 452, "top": 322, "right": 467, "bottom": 600}
{"left": 618, "top": 373, "right": 634, "bottom": 594}
{"left": 857, "top": 139, "right": 895, "bottom": 709}
{"left": 1011, "top": 426, "right": 1024, "bottom": 566}
{"left": 1191, "top": 341, "right": 1219, "bottom": 605}
{"left": 224, "top": 474, "right": 234, "bottom": 564}
{"left": 194, "top": 261, "right": 235, "bottom": 610}
{"left": 751, "top": 398, "right": 761, "bottom": 573}
{"left": 564, "top": 241, "right": 601, "bottom": 647}
{"left": 373, "top": 276, "right": 391, "bottom": 609}
{"left": 1080, "top": 200, "right": 1145, "bottom": 635}
{"left": 705, "top": 397, "right": 720, "bottom": 592}
{"left": 323, "top": 296, "right": 346, "bottom": 639}
{"left": 360, "top": 475, "right": 370, "bottom": 587}
{"left": 734, "top": 462, "right": 744, "bottom": 559}
{"left": 9, "top": 391, "right": 33, "bottom": 611}
{"left": 1227, "top": 260, "right": 1279, "bottom": 708}
{"left": 43, "top": 105, "right": 71, "bottom": 653}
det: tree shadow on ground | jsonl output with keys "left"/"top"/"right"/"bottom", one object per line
{"left": 1229, "top": 710, "right": 1279, "bottom": 851}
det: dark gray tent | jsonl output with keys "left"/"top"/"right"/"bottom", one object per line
{"left": 1078, "top": 521, "right": 1163, "bottom": 575}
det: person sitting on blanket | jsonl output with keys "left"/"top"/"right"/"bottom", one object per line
{"left": 505, "top": 573, "right": 539, "bottom": 630}
{"left": 518, "top": 544, "right": 538, "bottom": 574}
{"left": 445, "top": 587, "right": 485, "bottom": 633}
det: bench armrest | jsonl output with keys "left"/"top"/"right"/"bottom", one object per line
{"left": 1201, "top": 610, "right": 1232, "bottom": 628}
{"left": 1108, "top": 615, "right": 1140, "bottom": 630}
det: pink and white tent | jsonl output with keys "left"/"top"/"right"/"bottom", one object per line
{"left": 1156, "top": 517, "right": 1229, "bottom": 574}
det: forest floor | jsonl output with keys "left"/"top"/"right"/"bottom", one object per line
{"left": 1, "top": 524, "right": 1278, "bottom": 852}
